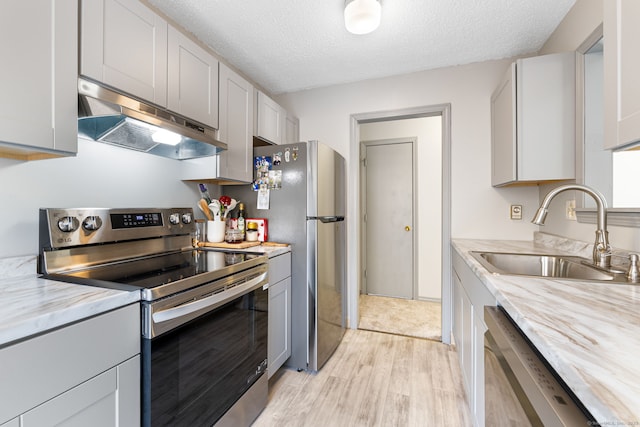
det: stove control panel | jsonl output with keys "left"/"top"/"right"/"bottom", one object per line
{"left": 112, "top": 212, "right": 164, "bottom": 229}
{"left": 40, "top": 208, "right": 196, "bottom": 250}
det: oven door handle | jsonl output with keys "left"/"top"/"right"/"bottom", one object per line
{"left": 152, "top": 272, "right": 268, "bottom": 325}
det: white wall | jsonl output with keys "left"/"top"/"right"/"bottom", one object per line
{"left": 277, "top": 60, "right": 542, "bottom": 241}
{"left": 359, "top": 118, "right": 442, "bottom": 300}
{"left": 0, "top": 138, "right": 210, "bottom": 258}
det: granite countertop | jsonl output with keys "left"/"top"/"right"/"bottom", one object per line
{"left": 451, "top": 235, "right": 640, "bottom": 425}
{"left": 0, "top": 256, "right": 140, "bottom": 348}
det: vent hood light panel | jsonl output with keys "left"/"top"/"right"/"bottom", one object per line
{"left": 77, "top": 78, "right": 227, "bottom": 160}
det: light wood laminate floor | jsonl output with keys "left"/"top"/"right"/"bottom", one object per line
{"left": 252, "top": 329, "right": 472, "bottom": 426}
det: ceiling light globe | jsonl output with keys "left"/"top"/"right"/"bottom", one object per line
{"left": 344, "top": 0, "right": 381, "bottom": 35}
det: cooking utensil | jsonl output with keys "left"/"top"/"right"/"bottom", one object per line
{"left": 224, "top": 198, "right": 238, "bottom": 219}
{"left": 208, "top": 200, "right": 221, "bottom": 219}
{"left": 198, "top": 198, "right": 213, "bottom": 221}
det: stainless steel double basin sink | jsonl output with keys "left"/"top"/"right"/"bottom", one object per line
{"left": 470, "top": 251, "right": 629, "bottom": 283}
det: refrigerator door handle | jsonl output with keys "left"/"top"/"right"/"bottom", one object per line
{"left": 307, "top": 216, "right": 345, "bottom": 223}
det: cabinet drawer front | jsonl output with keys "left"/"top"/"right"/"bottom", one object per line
{"left": 269, "top": 252, "right": 292, "bottom": 284}
{"left": 0, "top": 304, "right": 140, "bottom": 424}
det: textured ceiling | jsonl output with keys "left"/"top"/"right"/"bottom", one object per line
{"left": 148, "top": 0, "right": 576, "bottom": 95}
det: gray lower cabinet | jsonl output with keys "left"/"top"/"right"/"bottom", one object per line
{"left": 0, "top": 304, "right": 140, "bottom": 426}
{"left": 268, "top": 252, "right": 292, "bottom": 378}
{"left": 452, "top": 249, "right": 496, "bottom": 427}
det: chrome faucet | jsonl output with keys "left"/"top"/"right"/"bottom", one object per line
{"left": 532, "top": 184, "right": 611, "bottom": 269}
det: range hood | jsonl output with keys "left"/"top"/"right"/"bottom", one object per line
{"left": 77, "top": 78, "right": 227, "bottom": 160}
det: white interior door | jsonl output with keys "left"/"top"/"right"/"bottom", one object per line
{"left": 363, "top": 139, "right": 414, "bottom": 299}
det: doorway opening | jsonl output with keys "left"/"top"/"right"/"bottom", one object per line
{"left": 348, "top": 105, "right": 451, "bottom": 343}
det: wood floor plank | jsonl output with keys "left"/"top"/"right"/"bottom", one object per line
{"left": 253, "top": 329, "right": 472, "bottom": 427}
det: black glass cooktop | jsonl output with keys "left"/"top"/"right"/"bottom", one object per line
{"left": 47, "top": 249, "right": 264, "bottom": 297}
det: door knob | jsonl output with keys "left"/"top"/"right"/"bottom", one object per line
{"left": 405, "top": 226, "right": 411, "bottom": 231}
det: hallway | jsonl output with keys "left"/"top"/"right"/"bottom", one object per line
{"left": 358, "top": 294, "right": 441, "bottom": 341}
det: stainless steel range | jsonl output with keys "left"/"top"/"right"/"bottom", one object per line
{"left": 38, "top": 208, "right": 269, "bottom": 427}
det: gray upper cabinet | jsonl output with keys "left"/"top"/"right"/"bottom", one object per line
{"left": 604, "top": 0, "right": 640, "bottom": 150}
{"left": 491, "top": 52, "right": 576, "bottom": 187}
{"left": 167, "top": 26, "right": 219, "bottom": 129}
{"left": 256, "top": 90, "right": 286, "bottom": 145}
{"left": 285, "top": 114, "right": 300, "bottom": 144}
{"left": 80, "top": 0, "right": 169, "bottom": 107}
{"left": 217, "top": 63, "right": 254, "bottom": 183}
{"left": 0, "top": 0, "right": 77, "bottom": 160}
{"left": 182, "top": 63, "right": 254, "bottom": 183}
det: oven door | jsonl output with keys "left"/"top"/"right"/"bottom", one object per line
{"left": 484, "top": 306, "right": 592, "bottom": 427}
{"left": 141, "top": 266, "right": 268, "bottom": 427}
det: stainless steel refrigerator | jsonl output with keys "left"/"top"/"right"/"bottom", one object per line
{"left": 223, "top": 140, "right": 346, "bottom": 372}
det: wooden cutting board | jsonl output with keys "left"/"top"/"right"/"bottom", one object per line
{"left": 260, "top": 241, "right": 290, "bottom": 247}
{"left": 198, "top": 241, "right": 262, "bottom": 249}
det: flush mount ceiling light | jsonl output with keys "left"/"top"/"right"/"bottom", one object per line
{"left": 344, "top": 0, "right": 381, "bottom": 35}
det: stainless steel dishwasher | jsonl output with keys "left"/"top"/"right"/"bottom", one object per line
{"left": 484, "top": 306, "right": 595, "bottom": 426}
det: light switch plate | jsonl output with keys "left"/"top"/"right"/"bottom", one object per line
{"left": 510, "top": 205, "right": 522, "bottom": 220}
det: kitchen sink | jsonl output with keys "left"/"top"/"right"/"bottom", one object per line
{"left": 470, "top": 251, "right": 628, "bottom": 283}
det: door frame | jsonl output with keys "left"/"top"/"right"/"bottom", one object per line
{"left": 360, "top": 137, "right": 418, "bottom": 299}
{"left": 348, "top": 104, "right": 452, "bottom": 344}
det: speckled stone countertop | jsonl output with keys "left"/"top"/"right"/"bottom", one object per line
{"left": 451, "top": 233, "right": 640, "bottom": 425}
{"left": 0, "top": 256, "right": 140, "bottom": 348}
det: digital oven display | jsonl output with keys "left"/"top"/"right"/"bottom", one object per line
{"left": 111, "top": 212, "right": 163, "bottom": 229}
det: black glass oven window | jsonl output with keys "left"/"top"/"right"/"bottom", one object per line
{"left": 142, "top": 287, "right": 268, "bottom": 426}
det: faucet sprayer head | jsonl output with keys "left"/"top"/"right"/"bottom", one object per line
{"left": 531, "top": 207, "right": 548, "bottom": 225}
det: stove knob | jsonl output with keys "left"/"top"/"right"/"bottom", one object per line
{"left": 57, "top": 216, "right": 79, "bottom": 232}
{"left": 182, "top": 213, "right": 192, "bottom": 224}
{"left": 169, "top": 213, "right": 180, "bottom": 225}
{"left": 82, "top": 215, "right": 103, "bottom": 231}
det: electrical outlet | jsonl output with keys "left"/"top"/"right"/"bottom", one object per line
{"left": 510, "top": 205, "right": 522, "bottom": 220}
{"left": 566, "top": 199, "right": 576, "bottom": 220}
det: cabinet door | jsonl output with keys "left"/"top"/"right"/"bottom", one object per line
{"left": 285, "top": 115, "right": 300, "bottom": 144}
{"left": 604, "top": 0, "right": 640, "bottom": 149}
{"left": 491, "top": 53, "right": 575, "bottom": 186}
{"left": 472, "top": 312, "right": 487, "bottom": 424}
{"left": 268, "top": 277, "right": 292, "bottom": 378}
{"left": 22, "top": 367, "right": 118, "bottom": 426}
{"left": 80, "top": 0, "right": 168, "bottom": 106}
{"left": 167, "top": 26, "right": 219, "bottom": 128}
{"left": 256, "top": 91, "right": 285, "bottom": 144}
{"left": 517, "top": 52, "right": 575, "bottom": 182}
{"left": 218, "top": 63, "right": 254, "bottom": 182}
{"left": 21, "top": 356, "right": 139, "bottom": 427}
{"left": 0, "top": 0, "right": 77, "bottom": 159}
{"left": 491, "top": 65, "right": 517, "bottom": 186}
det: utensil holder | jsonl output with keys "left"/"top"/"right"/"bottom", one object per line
{"left": 207, "top": 220, "right": 226, "bottom": 243}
